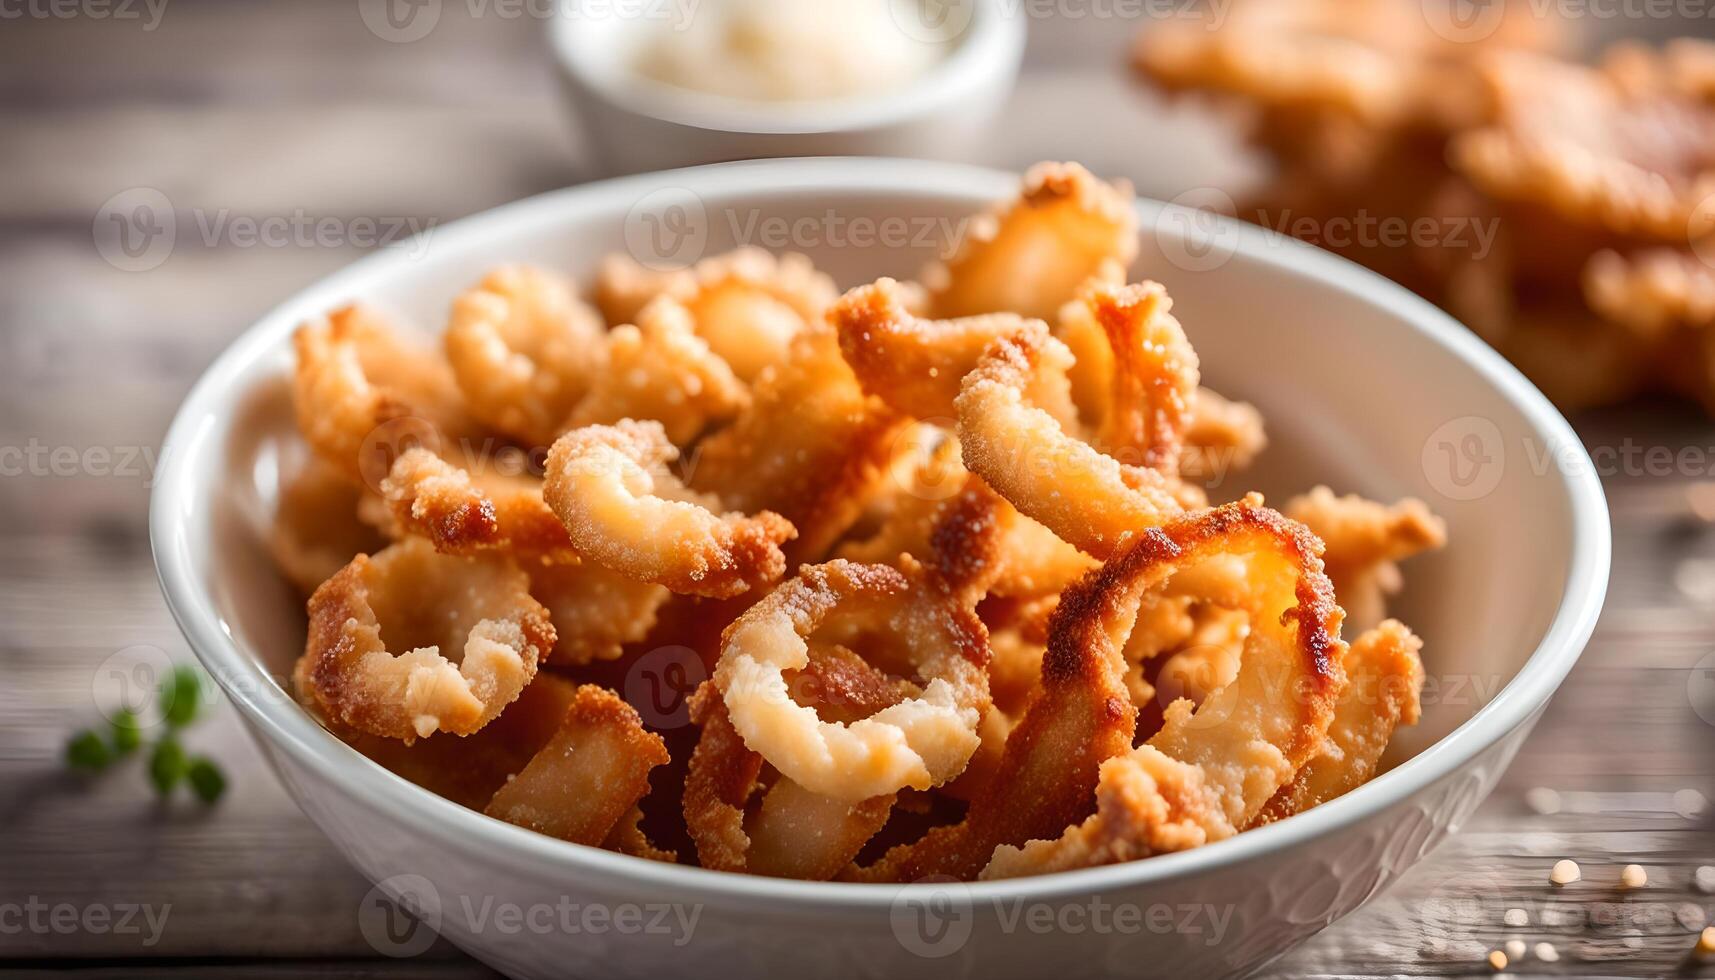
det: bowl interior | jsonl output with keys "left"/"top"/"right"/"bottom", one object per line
{"left": 178, "top": 160, "right": 1588, "bottom": 867}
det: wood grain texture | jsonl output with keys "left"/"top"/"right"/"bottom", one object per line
{"left": 1, "top": 3, "right": 1712, "bottom": 978}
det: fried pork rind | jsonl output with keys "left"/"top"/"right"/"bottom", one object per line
{"left": 1183, "top": 388, "right": 1268, "bottom": 483}
{"left": 381, "top": 447, "right": 577, "bottom": 563}
{"left": 685, "top": 645, "right": 915, "bottom": 878}
{"left": 1250, "top": 620, "right": 1423, "bottom": 827}
{"left": 526, "top": 558, "right": 670, "bottom": 666}
{"left": 925, "top": 162, "right": 1139, "bottom": 322}
{"left": 1284, "top": 487, "right": 1447, "bottom": 632}
{"left": 291, "top": 304, "right": 476, "bottom": 482}
{"left": 977, "top": 503, "right": 1347, "bottom": 880}
{"left": 837, "top": 435, "right": 1094, "bottom": 606}
{"left": 594, "top": 248, "right": 836, "bottom": 382}
{"left": 832, "top": 277, "right": 1056, "bottom": 422}
{"left": 955, "top": 319, "right": 1187, "bottom": 559}
{"left": 851, "top": 500, "right": 1343, "bottom": 882}
{"left": 270, "top": 456, "right": 388, "bottom": 595}
{"left": 689, "top": 330, "right": 905, "bottom": 562}
{"left": 483, "top": 684, "right": 670, "bottom": 845}
{"left": 1585, "top": 247, "right": 1715, "bottom": 340}
{"left": 543, "top": 420, "right": 796, "bottom": 599}
{"left": 1453, "top": 53, "right": 1715, "bottom": 255}
{"left": 275, "top": 162, "right": 1449, "bottom": 879}
{"left": 298, "top": 538, "right": 556, "bottom": 741}
{"left": 444, "top": 265, "right": 608, "bottom": 447}
{"left": 712, "top": 559, "right": 990, "bottom": 803}
{"left": 301, "top": 671, "right": 583, "bottom": 811}
{"left": 564, "top": 296, "right": 748, "bottom": 445}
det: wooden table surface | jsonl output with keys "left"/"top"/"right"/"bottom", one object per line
{"left": 2, "top": 3, "right": 1712, "bottom": 977}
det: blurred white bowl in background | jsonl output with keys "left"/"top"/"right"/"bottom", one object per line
{"left": 547, "top": 0, "right": 1026, "bottom": 175}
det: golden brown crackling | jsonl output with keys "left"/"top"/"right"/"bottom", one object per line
{"left": 291, "top": 305, "right": 475, "bottom": 481}
{"left": 1082, "top": 280, "right": 1200, "bottom": 476}
{"left": 270, "top": 457, "right": 389, "bottom": 596}
{"left": 1284, "top": 486, "right": 1445, "bottom": 631}
{"left": 543, "top": 420, "right": 796, "bottom": 599}
{"left": 956, "top": 319, "right": 1185, "bottom": 559}
{"left": 444, "top": 265, "right": 608, "bottom": 447}
{"left": 381, "top": 447, "right": 579, "bottom": 562}
{"left": 924, "top": 162, "right": 1139, "bottom": 322}
{"left": 850, "top": 499, "right": 1344, "bottom": 882}
{"left": 713, "top": 559, "right": 990, "bottom": 803}
{"left": 832, "top": 276, "right": 1036, "bottom": 420}
{"left": 690, "top": 330, "right": 906, "bottom": 563}
{"left": 484, "top": 684, "right": 670, "bottom": 846}
{"left": 1249, "top": 619, "right": 1424, "bottom": 827}
{"left": 298, "top": 538, "right": 556, "bottom": 741}
{"left": 685, "top": 645, "right": 914, "bottom": 879}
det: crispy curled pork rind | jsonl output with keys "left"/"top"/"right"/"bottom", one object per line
{"left": 712, "top": 559, "right": 990, "bottom": 803}
{"left": 925, "top": 162, "right": 1139, "bottom": 322}
{"left": 270, "top": 457, "right": 388, "bottom": 595}
{"left": 1284, "top": 487, "right": 1446, "bottom": 632}
{"left": 1585, "top": 247, "right": 1715, "bottom": 340}
{"left": 832, "top": 277, "right": 1064, "bottom": 422}
{"left": 1452, "top": 52, "right": 1715, "bottom": 246}
{"left": 527, "top": 559, "right": 670, "bottom": 666}
{"left": 301, "top": 671, "right": 582, "bottom": 811}
{"left": 565, "top": 297, "right": 748, "bottom": 445}
{"left": 685, "top": 645, "right": 915, "bottom": 878}
{"left": 483, "top": 684, "right": 669, "bottom": 845}
{"left": 298, "top": 538, "right": 556, "bottom": 741}
{"left": 1134, "top": 0, "right": 1556, "bottom": 134}
{"left": 381, "top": 447, "right": 577, "bottom": 562}
{"left": 956, "top": 319, "right": 1186, "bottom": 559}
{"left": 1183, "top": 388, "right": 1268, "bottom": 483}
{"left": 593, "top": 253, "right": 695, "bottom": 327}
{"left": 839, "top": 438, "right": 1094, "bottom": 608}
{"left": 690, "top": 330, "right": 905, "bottom": 561}
{"left": 1077, "top": 281, "right": 1200, "bottom": 474}
{"left": 603, "top": 806, "right": 679, "bottom": 864}
{"left": 855, "top": 500, "right": 1344, "bottom": 882}
{"left": 1250, "top": 620, "right": 1423, "bottom": 827}
{"left": 291, "top": 305, "right": 475, "bottom": 482}
{"left": 681, "top": 248, "right": 836, "bottom": 382}
{"left": 543, "top": 420, "right": 796, "bottom": 599}
{"left": 444, "top": 265, "right": 608, "bottom": 447}
{"left": 595, "top": 248, "right": 836, "bottom": 382}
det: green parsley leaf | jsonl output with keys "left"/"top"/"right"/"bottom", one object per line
{"left": 160, "top": 664, "right": 203, "bottom": 729}
{"left": 148, "top": 737, "right": 188, "bottom": 795}
{"left": 109, "top": 709, "right": 143, "bottom": 755}
{"left": 186, "top": 757, "right": 227, "bottom": 804}
{"left": 66, "top": 729, "right": 110, "bottom": 771}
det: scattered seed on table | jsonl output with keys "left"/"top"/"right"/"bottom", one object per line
{"left": 1551, "top": 859, "right": 1581, "bottom": 885}
{"left": 1620, "top": 864, "right": 1648, "bottom": 889}
{"left": 1504, "top": 939, "right": 1526, "bottom": 962}
{"left": 1534, "top": 942, "right": 1559, "bottom": 963}
{"left": 1524, "top": 787, "right": 1561, "bottom": 815}
{"left": 1503, "top": 907, "right": 1529, "bottom": 927}
{"left": 1487, "top": 948, "right": 1508, "bottom": 971}
{"left": 1695, "top": 865, "right": 1715, "bottom": 894}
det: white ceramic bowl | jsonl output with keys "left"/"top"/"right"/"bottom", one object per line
{"left": 547, "top": 0, "right": 1025, "bottom": 175}
{"left": 152, "top": 158, "right": 1609, "bottom": 979}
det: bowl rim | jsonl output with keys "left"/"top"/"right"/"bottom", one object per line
{"left": 546, "top": 0, "right": 1027, "bottom": 135}
{"left": 151, "top": 156, "right": 1610, "bottom": 908}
